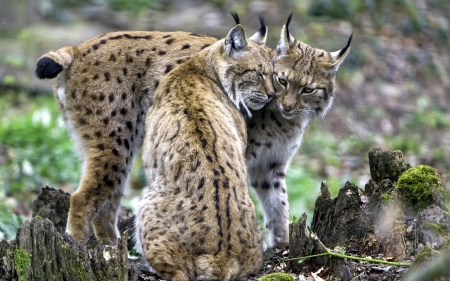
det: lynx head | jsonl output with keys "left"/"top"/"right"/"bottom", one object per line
{"left": 212, "top": 12, "right": 274, "bottom": 118}
{"left": 273, "top": 13, "right": 352, "bottom": 120}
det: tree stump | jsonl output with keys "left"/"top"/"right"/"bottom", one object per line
{"left": 1, "top": 186, "right": 147, "bottom": 281}
{"left": 2, "top": 148, "right": 450, "bottom": 280}
{"left": 288, "top": 147, "right": 450, "bottom": 280}
{"left": 31, "top": 185, "right": 71, "bottom": 233}
{"left": 0, "top": 218, "right": 128, "bottom": 281}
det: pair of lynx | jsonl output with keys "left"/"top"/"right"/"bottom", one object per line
{"left": 36, "top": 12, "right": 350, "bottom": 280}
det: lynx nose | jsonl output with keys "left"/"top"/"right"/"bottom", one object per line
{"left": 283, "top": 104, "right": 293, "bottom": 111}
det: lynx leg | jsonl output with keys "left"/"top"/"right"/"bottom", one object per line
{"left": 252, "top": 175, "right": 290, "bottom": 249}
{"left": 92, "top": 186, "right": 125, "bottom": 245}
{"left": 140, "top": 234, "right": 190, "bottom": 280}
{"left": 67, "top": 148, "right": 129, "bottom": 245}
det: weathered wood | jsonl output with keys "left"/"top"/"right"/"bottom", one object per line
{"left": 0, "top": 218, "right": 128, "bottom": 281}
{"left": 287, "top": 213, "right": 310, "bottom": 273}
{"left": 289, "top": 148, "right": 421, "bottom": 279}
{"left": 368, "top": 147, "right": 410, "bottom": 184}
{"left": 2, "top": 148, "right": 450, "bottom": 280}
{"left": 31, "top": 185, "right": 71, "bottom": 233}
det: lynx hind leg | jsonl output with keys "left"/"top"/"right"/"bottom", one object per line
{"left": 92, "top": 186, "right": 125, "bottom": 245}
{"left": 67, "top": 148, "right": 130, "bottom": 245}
{"left": 137, "top": 198, "right": 192, "bottom": 281}
{"left": 252, "top": 176, "right": 290, "bottom": 249}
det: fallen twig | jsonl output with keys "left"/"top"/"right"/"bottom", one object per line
{"left": 281, "top": 233, "right": 411, "bottom": 267}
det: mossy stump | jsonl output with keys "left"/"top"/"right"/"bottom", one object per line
{"left": 398, "top": 165, "right": 447, "bottom": 211}
{"left": 0, "top": 218, "right": 128, "bottom": 281}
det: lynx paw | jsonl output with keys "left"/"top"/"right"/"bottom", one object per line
{"left": 266, "top": 220, "right": 289, "bottom": 249}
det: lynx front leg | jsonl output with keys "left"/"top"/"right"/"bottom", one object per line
{"left": 251, "top": 172, "right": 290, "bottom": 249}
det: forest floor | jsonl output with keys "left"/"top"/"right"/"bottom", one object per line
{"left": 1, "top": 148, "right": 449, "bottom": 281}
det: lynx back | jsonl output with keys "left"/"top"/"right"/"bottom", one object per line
{"left": 135, "top": 19, "right": 273, "bottom": 280}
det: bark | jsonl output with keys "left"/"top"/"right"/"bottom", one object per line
{"left": 1, "top": 186, "right": 145, "bottom": 281}
{"left": 0, "top": 218, "right": 128, "bottom": 281}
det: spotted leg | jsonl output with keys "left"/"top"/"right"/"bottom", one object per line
{"left": 250, "top": 166, "right": 290, "bottom": 249}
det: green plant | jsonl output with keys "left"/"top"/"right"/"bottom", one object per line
{"left": 0, "top": 93, "right": 80, "bottom": 195}
{"left": 0, "top": 200, "right": 26, "bottom": 240}
{"left": 258, "top": 273, "right": 295, "bottom": 281}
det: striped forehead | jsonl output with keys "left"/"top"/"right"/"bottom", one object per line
{"left": 297, "top": 41, "right": 326, "bottom": 58}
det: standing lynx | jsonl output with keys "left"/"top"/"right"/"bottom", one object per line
{"left": 136, "top": 18, "right": 273, "bottom": 280}
{"left": 35, "top": 13, "right": 350, "bottom": 248}
{"left": 246, "top": 14, "right": 351, "bottom": 248}
{"left": 36, "top": 28, "right": 217, "bottom": 245}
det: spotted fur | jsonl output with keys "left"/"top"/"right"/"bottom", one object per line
{"left": 35, "top": 30, "right": 218, "bottom": 245}
{"left": 135, "top": 22, "right": 273, "bottom": 280}
{"left": 34, "top": 14, "right": 350, "bottom": 250}
{"left": 246, "top": 14, "right": 352, "bottom": 248}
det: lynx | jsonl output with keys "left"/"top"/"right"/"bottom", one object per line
{"left": 35, "top": 28, "right": 217, "bottom": 245}
{"left": 246, "top": 14, "right": 351, "bottom": 248}
{"left": 35, "top": 13, "right": 351, "bottom": 248}
{"left": 135, "top": 17, "right": 273, "bottom": 280}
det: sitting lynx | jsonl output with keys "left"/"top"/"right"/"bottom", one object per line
{"left": 135, "top": 17, "right": 273, "bottom": 280}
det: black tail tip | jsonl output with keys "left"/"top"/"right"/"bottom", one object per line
{"left": 35, "top": 57, "right": 63, "bottom": 79}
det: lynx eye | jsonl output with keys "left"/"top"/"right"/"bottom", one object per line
{"left": 277, "top": 77, "right": 288, "bottom": 87}
{"left": 302, "top": 87, "right": 315, "bottom": 94}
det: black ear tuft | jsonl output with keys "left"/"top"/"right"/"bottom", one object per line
{"left": 286, "top": 12, "right": 293, "bottom": 36}
{"left": 257, "top": 14, "right": 266, "bottom": 37}
{"left": 230, "top": 11, "right": 240, "bottom": 25}
{"left": 337, "top": 33, "right": 353, "bottom": 59}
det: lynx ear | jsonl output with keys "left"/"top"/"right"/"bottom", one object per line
{"left": 225, "top": 24, "right": 248, "bottom": 57}
{"left": 249, "top": 14, "right": 268, "bottom": 46}
{"left": 277, "top": 12, "right": 296, "bottom": 55}
{"left": 328, "top": 33, "right": 353, "bottom": 72}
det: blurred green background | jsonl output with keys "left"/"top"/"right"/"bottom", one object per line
{"left": 0, "top": 0, "right": 449, "bottom": 240}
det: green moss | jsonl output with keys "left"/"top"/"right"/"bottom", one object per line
{"left": 258, "top": 273, "right": 295, "bottom": 281}
{"left": 423, "top": 223, "right": 448, "bottom": 236}
{"left": 381, "top": 193, "right": 393, "bottom": 204}
{"left": 412, "top": 246, "right": 439, "bottom": 266}
{"left": 397, "top": 165, "right": 445, "bottom": 210}
{"left": 15, "top": 246, "right": 31, "bottom": 281}
{"left": 76, "top": 261, "right": 89, "bottom": 281}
